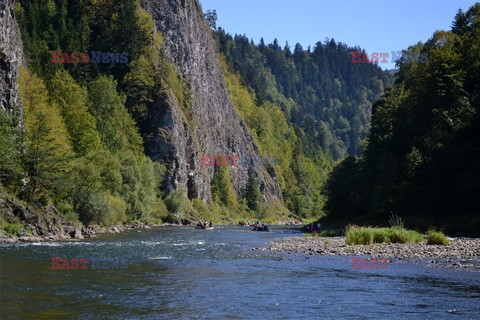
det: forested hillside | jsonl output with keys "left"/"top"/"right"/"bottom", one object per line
{"left": 322, "top": 4, "right": 480, "bottom": 235}
{"left": 1, "top": 0, "right": 173, "bottom": 227}
{"left": 214, "top": 30, "right": 393, "bottom": 160}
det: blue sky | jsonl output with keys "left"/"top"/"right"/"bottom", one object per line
{"left": 200, "top": 0, "right": 478, "bottom": 69}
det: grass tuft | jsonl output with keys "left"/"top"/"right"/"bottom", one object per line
{"left": 388, "top": 213, "right": 404, "bottom": 229}
{"left": 426, "top": 230, "right": 449, "bottom": 246}
{"left": 346, "top": 226, "right": 424, "bottom": 245}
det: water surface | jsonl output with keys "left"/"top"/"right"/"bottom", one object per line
{"left": 1, "top": 226, "right": 479, "bottom": 319}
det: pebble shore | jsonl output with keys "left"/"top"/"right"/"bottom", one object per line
{"left": 262, "top": 236, "right": 480, "bottom": 272}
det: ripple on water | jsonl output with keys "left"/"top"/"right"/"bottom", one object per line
{"left": 140, "top": 241, "right": 167, "bottom": 246}
{"left": 172, "top": 240, "right": 205, "bottom": 246}
{"left": 1, "top": 241, "right": 98, "bottom": 247}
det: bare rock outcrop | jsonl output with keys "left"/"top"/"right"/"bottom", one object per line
{"left": 141, "top": 0, "right": 283, "bottom": 202}
{"left": 0, "top": 0, "right": 24, "bottom": 115}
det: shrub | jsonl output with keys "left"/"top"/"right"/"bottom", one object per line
{"left": 373, "top": 229, "right": 390, "bottom": 243}
{"left": 319, "top": 231, "right": 337, "bottom": 237}
{"left": 3, "top": 223, "right": 24, "bottom": 236}
{"left": 346, "top": 227, "right": 375, "bottom": 245}
{"left": 164, "top": 188, "right": 189, "bottom": 220}
{"left": 390, "top": 228, "right": 424, "bottom": 244}
{"left": 346, "top": 226, "right": 424, "bottom": 245}
{"left": 427, "top": 230, "right": 449, "bottom": 246}
{"left": 64, "top": 211, "right": 80, "bottom": 224}
{"left": 74, "top": 191, "right": 110, "bottom": 225}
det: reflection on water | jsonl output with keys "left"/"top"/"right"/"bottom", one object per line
{"left": 1, "top": 226, "right": 479, "bottom": 319}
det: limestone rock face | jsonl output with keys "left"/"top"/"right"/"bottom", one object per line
{"left": 0, "top": 0, "right": 24, "bottom": 114}
{"left": 141, "top": 0, "right": 282, "bottom": 202}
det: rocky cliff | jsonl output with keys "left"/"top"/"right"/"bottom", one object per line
{"left": 141, "top": 0, "right": 283, "bottom": 203}
{"left": 0, "top": 0, "right": 24, "bottom": 115}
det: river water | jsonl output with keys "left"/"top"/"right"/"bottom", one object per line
{"left": 1, "top": 226, "right": 479, "bottom": 319}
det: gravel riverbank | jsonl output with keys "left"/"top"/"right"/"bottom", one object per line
{"left": 261, "top": 236, "right": 480, "bottom": 272}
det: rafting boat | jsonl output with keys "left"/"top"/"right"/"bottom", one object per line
{"left": 252, "top": 224, "right": 269, "bottom": 232}
{"left": 195, "top": 224, "right": 214, "bottom": 230}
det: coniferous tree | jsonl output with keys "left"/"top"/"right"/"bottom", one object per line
{"left": 0, "top": 111, "right": 23, "bottom": 189}
{"left": 242, "top": 168, "right": 262, "bottom": 211}
{"left": 210, "top": 163, "right": 237, "bottom": 209}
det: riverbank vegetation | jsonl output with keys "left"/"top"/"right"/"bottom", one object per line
{"left": 345, "top": 226, "right": 424, "bottom": 245}
{"left": 302, "top": 224, "right": 450, "bottom": 247}
{"left": 303, "top": 231, "right": 338, "bottom": 238}
{"left": 427, "top": 230, "right": 449, "bottom": 246}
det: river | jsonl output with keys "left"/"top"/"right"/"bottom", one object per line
{"left": 1, "top": 226, "right": 479, "bottom": 319}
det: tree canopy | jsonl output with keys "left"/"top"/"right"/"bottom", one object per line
{"left": 322, "top": 4, "right": 480, "bottom": 235}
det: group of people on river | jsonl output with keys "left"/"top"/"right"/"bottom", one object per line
{"left": 302, "top": 222, "right": 322, "bottom": 233}
{"left": 196, "top": 220, "right": 270, "bottom": 231}
{"left": 196, "top": 221, "right": 213, "bottom": 229}
{"left": 252, "top": 221, "right": 269, "bottom": 232}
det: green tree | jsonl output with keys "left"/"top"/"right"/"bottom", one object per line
{"left": 23, "top": 112, "right": 70, "bottom": 201}
{"left": 19, "top": 67, "right": 73, "bottom": 157}
{"left": 164, "top": 188, "right": 190, "bottom": 221}
{"left": 210, "top": 163, "right": 238, "bottom": 209}
{"left": 88, "top": 75, "right": 143, "bottom": 155}
{"left": 0, "top": 111, "right": 23, "bottom": 189}
{"left": 49, "top": 70, "right": 101, "bottom": 155}
{"left": 19, "top": 67, "right": 72, "bottom": 201}
{"left": 242, "top": 168, "right": 263, "bottom": 211}
{"left": 123, "top": 54, "right": 157, "bottom": 121}
{"left": 204, "top": 9, "right": 217, "bottom": 30}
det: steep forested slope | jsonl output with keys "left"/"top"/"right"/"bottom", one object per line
{"left": 322, "top": 4, "right": 480, "bottom": 235}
